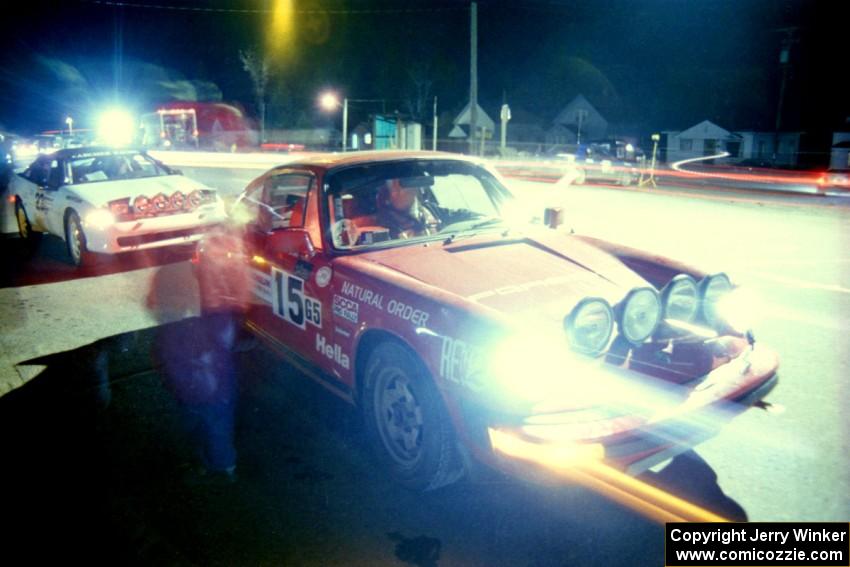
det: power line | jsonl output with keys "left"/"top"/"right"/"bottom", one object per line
{"left": 85, "top": 0, "right": 468, "bottom": 15}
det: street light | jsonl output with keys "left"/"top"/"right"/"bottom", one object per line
{"left": 319, "top": 91, "right": 388, "bottom": 152}
{"left": 65, "top": 116, "right": 74, "bottom": 137}
{"left": 319, "top": 92, "right": 348, "bottom": 151}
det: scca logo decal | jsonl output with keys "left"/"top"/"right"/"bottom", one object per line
{"left": 272, "top": 267, "right": 322, "bottom": 329}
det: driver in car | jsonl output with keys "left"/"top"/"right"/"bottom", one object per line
{"left": 376, "top": 178, "right": 439, "bottom": 239}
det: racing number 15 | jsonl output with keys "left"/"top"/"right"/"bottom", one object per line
{"left": 272, "top": 268, "right": 321, "bottom": 329}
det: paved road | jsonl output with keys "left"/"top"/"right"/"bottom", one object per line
{"left": 1, "top": 162, "right": 848, "bottom": 564}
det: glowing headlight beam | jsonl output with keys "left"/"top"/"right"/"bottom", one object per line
{"left": 85, "top": 209, "right": 116, "bottom": 230}
{"left": 489, "top": 428, "right": 728, "bottom": 524}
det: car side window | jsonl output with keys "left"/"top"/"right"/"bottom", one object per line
{"left": 47, "top": 160, "right": 66, "bottom": 188}
{"left": 25, "top": 159, "right": 50, "bottom": 186}
{"left": 259, "top": 173, "right": 312, "bottom": 232}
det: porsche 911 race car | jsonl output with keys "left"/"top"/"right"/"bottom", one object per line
{"left": 12, "top": 146, "right": 227, "bottom": 265}
{"left": 195, "top": 150, "right": 779, "bottom": 491}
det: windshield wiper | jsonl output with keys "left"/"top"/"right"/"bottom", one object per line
{"left": 442, "top": 217, "right": 507, "bottom": 245}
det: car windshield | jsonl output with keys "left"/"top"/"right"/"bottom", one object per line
{"left": 326, "top": 159, "right": 514, "bottom": 249}
{"left": 69, "top": 151, "right": 170, "bottom": 184}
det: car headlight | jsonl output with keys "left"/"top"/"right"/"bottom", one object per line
{"left": 618, "top": 287, "right": 661, "bottom": 343}
{"left": 661, "top": 274, "right": 699, "bottom": 322}
{"left": 700, "top": 273, "right": 732, "bottom": 327}
{"left": 85, "top": 209, "right": 115, "bottom": 230}
{"left": 564, "top": 298, "right": 615, "bottom": 355}
{"left": 714, "top": 286, "right": 761, "bottom": 333}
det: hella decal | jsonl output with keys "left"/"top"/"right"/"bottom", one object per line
{"left": 316, "top": 334, "right": 350, "bottom": 369}
{"left": 439, "top": 337, "right": 485, "bottom": 392}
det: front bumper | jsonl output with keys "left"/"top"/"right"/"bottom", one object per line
{"left": 83, "top": 206, "right": 226, "bottom": 254}
{"left": 481, "top": 344, "right": 779, "bottom": 479}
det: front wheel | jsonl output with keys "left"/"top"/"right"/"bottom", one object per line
{"left": 15, "top": 199, "right": 41, "bottom": 246}
{"left": 362, "top": 342, "right": 463, "bottom": 491}
{"left": 64, "top": 211, "right": 91, "bottom": 267}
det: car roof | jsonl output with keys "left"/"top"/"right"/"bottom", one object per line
{"left": 279, "top": 150, "right": 483, "bottom": 170}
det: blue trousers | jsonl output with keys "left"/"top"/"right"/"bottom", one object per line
{"left": 180, "top": 397, "right": 237, "bottom": 472}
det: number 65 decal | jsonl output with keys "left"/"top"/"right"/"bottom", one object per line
{"left": 272, "top": 268, "right": 322, "bottom": 329}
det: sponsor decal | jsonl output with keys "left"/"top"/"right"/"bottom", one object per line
{"left": 250, "top": 268, "right": 273, "bottom": 304}
{"left": 315, "top": 266, "right": 332, "bottom": 288}
{"left": 386, "top": 299, "right": 429, "bottom": 327}
{"left": 334, "top": 326, "right": 351, "bottom": 338}
{"left": 341, "top": 280, "right": 384, "bottom": 309}
{"left": 272, "top": 267, "right": 322, "bottom": 329}
{"left": 316, "top": 334, "right": 350, "bottom": 369}
{"left": 333, "top": 294, "right": 359, "bottom": 324}
{"left": 468, "top": 275, "right": 581, "bottom": 302}
{"left": 35, "top": 192, "right": 52, "bottom": 212}
{"left": 439, "top": 337, "right": 485, "bottom": 392}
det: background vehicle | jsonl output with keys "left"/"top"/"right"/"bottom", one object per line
{"left": 575, "top": 141, "right": 642, "bottom": 186}
{"left": 12, "top": 146, "right": 226, "bottom": 266}
{"left": 196, "top": 150, "right": 778, "bottom": 492}
{"left": 819, "top": 168, "right": 850, "bottom": 193}
{"left": 140, "top": 102, "right": 259, "bottom": 151}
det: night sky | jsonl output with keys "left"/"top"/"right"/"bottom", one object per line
{"left": 0, "top": 0, "right": 842, "bottom": 142}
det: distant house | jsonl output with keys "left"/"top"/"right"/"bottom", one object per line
{"left": 662, "top": 120, "right": 741, "bottom": 164}
{"left": 662, "top": 120, "right": 801, "bottom": 166}
{"left": 547, "top": 94, "right": 608, "bottom": 147}
{"left": 830, "top": 133, "right": 850, "bottom": 169}
{"left": 735, "top": 131, "right": 801, "bottom": 167}
{"left": 452, "top": 101, "right": 496, "bottom": 138}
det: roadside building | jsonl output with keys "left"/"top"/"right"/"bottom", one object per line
{"left": 547, "top": 94, "right": 608, "bottom": 148}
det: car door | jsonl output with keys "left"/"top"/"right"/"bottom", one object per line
{"left": 246, "top": 169, "right": 341, "bottom": 375}
{"left": 40, "top": 158, "right": 71, "bottom": 235}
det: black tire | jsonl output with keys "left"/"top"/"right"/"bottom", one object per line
{"left": 64, "top": 211, "right": 91, "bottom": 267}
{"left": 362, "top": 341, "right": 463, "bottom": 491}
{"left": 15, "top": 199, "right": 41, "bottom": 245}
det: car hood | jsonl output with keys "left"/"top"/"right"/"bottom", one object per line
{"left": 68, "top": 175, "right": 212, "bottom": 208}
{"left": 356, "top": 230, "right": 650, "bottom": 325}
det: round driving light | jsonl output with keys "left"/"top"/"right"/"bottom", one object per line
{"left": 186, "top": 190, "right": 202, "bottom": 210}
{"left": 170, "top": 191, "right": 185, "bottom": 210}
{"left": 661, "top": 274, "right": 699, "bottom": 322}
{"left": 151, "top": 193, "right": 168, "bottom": 212}
{"left": 619, "top": 287, "right": 661, "bottom": 343}
{"left": 564, "top": 298, "right": 615, "bottom": 356}
{"left": 700, "top": 273, "right": 733, "bottom": 327}
{"left": 133, "top": 195, "right": 150, "bottom": 214}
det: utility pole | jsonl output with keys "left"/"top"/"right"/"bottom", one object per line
{"left": 432, "top": 96, "right": 438, "bottom": 151}
{"left": 469, "top": 2, "right": 478, "bottom": 155}
{"left": 773, "top": 27, "right": 797, "bottom": 166}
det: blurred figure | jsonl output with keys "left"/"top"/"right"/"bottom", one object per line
{"left": 376, "top": 178, "right": 438, "bottom": 239}
{"left": 147, "top": 251, "right": 250, "bottom": 485}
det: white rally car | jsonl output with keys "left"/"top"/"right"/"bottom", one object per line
{"left": 12, "top": 146, "right": 227, "bottom": 265}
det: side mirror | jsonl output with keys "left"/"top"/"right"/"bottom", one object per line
{"left": 267, "top": 228, "right": 315, "bottom": 261}
{"left": 543, "top": 206, "right": 564, "bottom": 230}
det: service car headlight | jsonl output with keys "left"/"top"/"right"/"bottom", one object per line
{"left": 564, "top": 298, "right": 615, "bottom": 356}
{"left": 85, "top": 209, "right": 115, "bottom": 230}
{"left": 700, "top": 273, "right": 732, "bottom": 327}
{"left": 661, "top": 274, "right": 699, "bottom": 322}
{"left": 714, "top": 286, "right": 761, "bottom": 333}
{"left": 618, "top": 287, "right": 661, "bottom": 344}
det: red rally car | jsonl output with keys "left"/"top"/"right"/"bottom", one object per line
{"left": 195, "top": 150, "right": 779, "bottom": 491}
